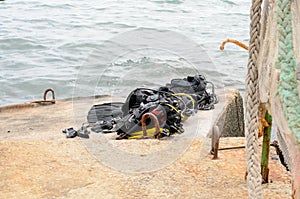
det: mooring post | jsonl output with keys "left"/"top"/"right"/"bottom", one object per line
{"left": 261, "top": 111, "right": 272, "bottom": 183}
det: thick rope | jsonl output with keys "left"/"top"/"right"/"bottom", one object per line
{"left": 245, "top": 0, "right": 263, "bottom": 198}
{"left": 275, "top": 0, "right": 300, "bottom": 143}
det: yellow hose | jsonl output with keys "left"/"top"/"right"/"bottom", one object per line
{"left": 172, "top": 93, "right": 195, "bottom": 110}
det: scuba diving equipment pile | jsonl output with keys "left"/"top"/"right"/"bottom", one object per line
{"left": 64, "top": 75, "right": 218, "bottom": 139}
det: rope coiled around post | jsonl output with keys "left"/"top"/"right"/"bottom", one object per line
{"left": 245, "top": 0, "right": 263, "bottom": 198}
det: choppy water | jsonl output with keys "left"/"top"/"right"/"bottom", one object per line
{"left": 0, "top": 0, "right": 250, "bottom": 106}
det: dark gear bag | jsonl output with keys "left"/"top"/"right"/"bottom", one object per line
{"left": 166, "top": 75, "right": 218, "bottom": 110}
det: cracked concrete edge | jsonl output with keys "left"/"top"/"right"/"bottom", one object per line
{"left": 208, "top": 89, "right": 245, "bottom": 138}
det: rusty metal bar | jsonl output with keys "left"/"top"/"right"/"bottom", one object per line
{"left": 219, "top": 38, "right": 249, "bottom": 51}
{"left": 218, "top": 146, "right": 245, "bottom": 151}
{"left": 43, "top": 88, "right": 55, "bottom": 103}
{"left": 31, "top": 88, "right": 56, "bottom": 105}
{"left": 141, "top": 112, "right": 161, "bottom": 139}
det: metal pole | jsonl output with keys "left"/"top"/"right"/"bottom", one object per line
{"left": 210, "top": 125, "right": 220, "bottom": 160}
{"left": 261, "top": 111, "right": 272, "bottom": 183}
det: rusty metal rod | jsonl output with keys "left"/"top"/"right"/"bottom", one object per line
{"left": 217, "top": 143, "right": 264, "bottom": 151}
{"left": 141, "top": 112, "right": 161, "bottom": 139}
{"left": 219, "top": 38, "right": 249, "bottom": 51}
{"left": 218, "top": 146, "right": 246, "bottom": 150}
{"left": 43, "top": 88, "right": 55, "bottom": 103}
{"left": 31, "top": 88, "right": 56, "bottom": 104}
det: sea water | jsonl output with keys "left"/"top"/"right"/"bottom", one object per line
{"left": 0, "top": 0, "right": 250, "bottom": 106}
